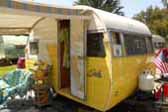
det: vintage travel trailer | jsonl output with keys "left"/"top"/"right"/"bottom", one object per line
{"left": 0, "top": 1, "right": 154, "bottom": 111}
{"left": 152, "top": 34, "right": 166, "bottom": 51}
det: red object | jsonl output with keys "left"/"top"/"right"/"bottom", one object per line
{"left": 164, "top": 83, "right": 168, "bottom": 97}
{"left": 154, "top": 87, "right": 162, "bottom": 101}
{"left": 153, "top": 48, "right": 168, "bottom": 73}
{"left": 17, "top": 57, "right": 25, "bottom": 69}
{"left": 155, "top": 48, "right": 168, "bottom": 57}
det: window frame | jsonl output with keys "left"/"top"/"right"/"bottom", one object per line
{"left": 110, "top": 32, "right": 125, "bottom": 57}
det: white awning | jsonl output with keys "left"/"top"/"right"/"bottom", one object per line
{"left": 0, "top": 13, "right": 41, "bottom": 34}
{"left": 0, "top": 0, "right": 89, "bottom": 35}
{"left": 0, "top": 13, "right": 41, "bottom": 29}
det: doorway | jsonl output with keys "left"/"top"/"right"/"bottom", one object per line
{"left": 59, "top": 20, "right": 70, "bottom": 89}
{"left": 58, "top": 19, "right": 86, "bottom": 100}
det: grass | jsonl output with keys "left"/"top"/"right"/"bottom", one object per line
{"left": 0, "top": 65, "right": 16, "bottom": 77}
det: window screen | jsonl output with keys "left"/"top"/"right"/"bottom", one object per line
{"left": 124, "top": 34, "right": 147, "bottom": 55}
{"left": 30, "top": 41, "right": 39, "bottom": 55}
{"left": 87, "top": 33, "right": 105, "bottom": 57}
{"left": 111, "top": 32, "right": 123, "bottom": 57}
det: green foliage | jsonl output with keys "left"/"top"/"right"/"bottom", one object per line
{"left": 134, "top": 6, "right": 168, "bottom": 40}
{"left": 74, "top": 0, "right": 124, "bottom": 15}
{"left": 0, "top": 65, "right": 16, "bottom": 77}
{"left": 3, "top": 44, "right": 25, "bottom": 59}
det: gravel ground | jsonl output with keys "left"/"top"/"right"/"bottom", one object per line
{"left": 0, "top": 95, "right": 94, "bottom": 112}
{"left": 0, "top": 95, "right": 168, "bottom": 112}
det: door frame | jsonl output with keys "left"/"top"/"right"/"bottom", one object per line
{"left": 57, "top": 19, "right": 71, "bottom": 90}
{"left": 57, "top": 19, "right": 87, "bottom": 100}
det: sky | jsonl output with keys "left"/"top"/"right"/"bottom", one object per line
{"left": 32, "top": 0, "right": 163, "bottom": 17}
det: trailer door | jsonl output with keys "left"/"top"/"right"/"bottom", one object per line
{"left": 70, "top": 19, "right": 86, "bottom": 100}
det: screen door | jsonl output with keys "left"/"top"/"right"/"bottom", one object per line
{"left": 70, "top": 19, "right": 86, "bottom": 100}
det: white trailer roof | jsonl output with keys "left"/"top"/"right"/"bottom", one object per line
{"left": 75, "top": 6, "right": 152, "bottom": 36}
{"left": 152, "top": 35, "right": 166, "bottom": 43}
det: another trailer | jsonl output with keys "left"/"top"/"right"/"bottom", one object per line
{"left": 152, "top": 34, "right": 166, "bottom": 51}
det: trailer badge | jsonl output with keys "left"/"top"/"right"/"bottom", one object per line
{"left": 88, "top": 70, "right": 102, "bottom": 78}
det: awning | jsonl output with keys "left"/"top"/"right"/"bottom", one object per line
{"left": 0, "top": 0, "right": 82, "bottom": 16}
{"left": 0, "top": 28, "right": 30, "bottom": 35}
{"left": 0, "top": 0, "right": 89, "bottom": 35}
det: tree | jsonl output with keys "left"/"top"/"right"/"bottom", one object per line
{"left": 162, "top": 0, "right": 168, "bottom": 8}
{"left": 74, "top": 0, "right": 124, "bottom": 15}
{"left": 134, "top": 6, "right": 168, "bottom": 40}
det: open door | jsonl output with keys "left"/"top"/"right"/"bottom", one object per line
{"left": 70, "top": 19, "right": 86, "bottom": 100}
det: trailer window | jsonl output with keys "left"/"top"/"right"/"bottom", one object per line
{"left": 146, "top": 37, "right": 154, "bottom": 53}
{"left": 154, "top": 42, "right": 165, "bottom": 49}
{"left": 30, "top": 41, "right": 39, "bottom": 55}
{"left": 111, "top": 32, "right": 123, "bottom": 57}
{"left": 113, "top": 33, "right": 121, "bottom": 45}
{"left": 124, "top": 34, "right": 147, "bottom": 55}
{"left": 87, "top": 33, "right": 105, "bottom": 57}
